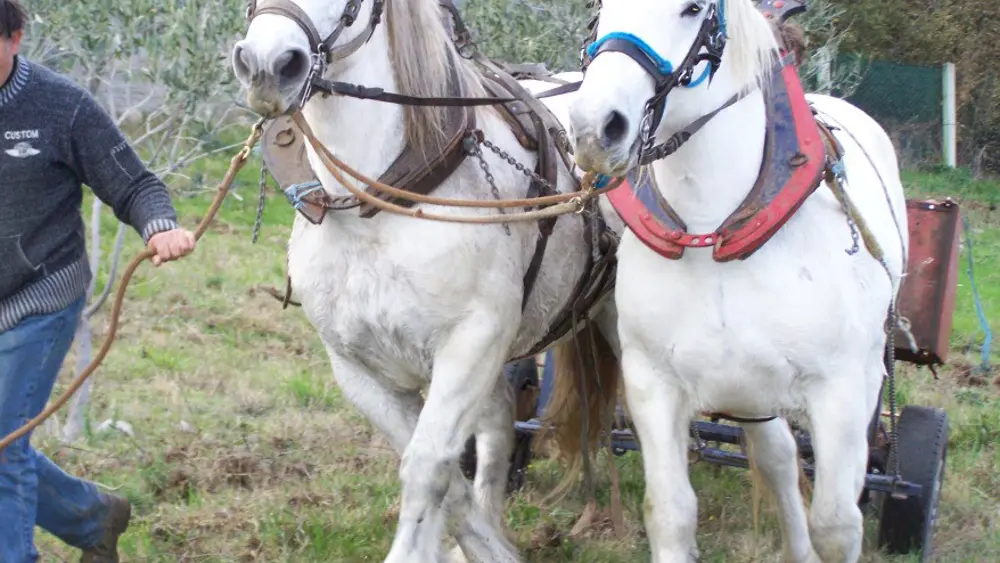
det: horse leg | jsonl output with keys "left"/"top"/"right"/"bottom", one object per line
{"left": 471, "top": 376, "right": 516, "bottom": 530}
{"left": 327, "top": 351, "right": 422, "bottom": 455}
{"left": 620, "top": 347, "right": 697, "bottom": 563}
{"left": 385, "top": 314, "right": 519, "bottom": 563}
{"left": 742, "top": 418, "right": 819, "bottom": 563}
{"left": 446, "top": 374, "right": 519, "bottom": 563}
{"left": 804, "top": 356, "right": 882, "bottom": 563}
{"left": 328, "top": 350, "right": 516, "bottom": 563}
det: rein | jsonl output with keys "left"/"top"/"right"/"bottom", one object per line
{"left": 0, "top": 120, "right": 267, "bottom": 454}
{"left": 246, "top": 0, "right": 582, "bottom": 111}
{"left": 288, "top": 111, "right": 622, "bottom": 222}
{"left": 310, "top": 77, "right": 581, "bottom": 107}
{"left": 245, "top": 0, "right": 625, "bottom": 224}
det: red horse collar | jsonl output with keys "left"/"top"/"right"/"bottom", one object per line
{"left": 607, "top": 53, "right": 827, "bottom": 262}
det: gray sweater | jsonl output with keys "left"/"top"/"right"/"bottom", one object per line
{"left": 0, "top": 56, "right": 179, "bottom": 333}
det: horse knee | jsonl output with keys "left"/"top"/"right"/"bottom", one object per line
{"left": 808, "top": 507, "right": 862, "bottom": 563}
{"left": 400, "top": 448, "right": 454, "bottom": 507}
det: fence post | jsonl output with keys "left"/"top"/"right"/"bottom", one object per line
{"left": 942, "top": 61, "right": 957, "bottom": 168}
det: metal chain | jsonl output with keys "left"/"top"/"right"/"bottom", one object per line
{"left": 689, "top": 421, "right": 706, "bottom": 460}
{"left": 885, "top": 296, "right": 901, "bottom": 480}
{"left": 252, "top": 159, "right": 268, "bottom": 244}
{"left": 829, "top": 155, "right": 901, "bottom": 480}
{"left": 829, "top": 161, "right": 861, "bottom": 256}
{"left": 469, "top": 139, "right": 511, "bottom": 235}
{"left": 481, "top": 138, "right": 558, "bottom": 195}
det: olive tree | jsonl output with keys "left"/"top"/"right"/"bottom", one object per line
{"left": 19, "top": 0, "right": 250, "bottom": 442}
{"left": 793, "top": 0, "right": 863, "bottom": 96}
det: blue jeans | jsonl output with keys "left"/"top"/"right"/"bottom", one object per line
{"left": 0, "top": 296, "right": 109, "bottom": 562}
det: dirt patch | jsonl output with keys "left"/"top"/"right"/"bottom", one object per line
{"left": 951, "top": 361, "right": 994, "bottom": 388}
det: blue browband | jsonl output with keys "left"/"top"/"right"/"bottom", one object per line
{"left": 585, "top": 0, "right": 726, "bottom": 88}
{"left": 585, "top": 1, "right": 728, "bottom": 187}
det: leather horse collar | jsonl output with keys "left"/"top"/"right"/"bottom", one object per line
{"left": 582, "top": 1, "right": 727, "bottom": 161}
{"left": 246, "top": 0, "right": 385, "bottom": 107}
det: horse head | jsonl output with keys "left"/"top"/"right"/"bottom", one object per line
{"left": 231, "top": 0, "right": 384, "bottom": 117}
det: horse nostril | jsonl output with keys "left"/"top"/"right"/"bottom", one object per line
{"left": 601, "top": 110, "right": 629, "bottom": 147}
{"left": 274, "top": 49, "right": 308, "bottom": 83}
{"left": 233, "top": 45, "right": 253, "bottom": 80}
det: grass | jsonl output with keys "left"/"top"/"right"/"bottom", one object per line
{"left": 27, "top": 145, "right": 1000, "bottom": 562}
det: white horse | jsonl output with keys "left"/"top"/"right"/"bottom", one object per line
{"left": 563, "top": 0, "right": 909, "bottom": 561}
{"left": 231, "top": 0, "right": 625, "bottom": 561}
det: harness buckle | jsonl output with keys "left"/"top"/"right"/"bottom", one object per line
{"left": 341, "top": 0, "right": 361, "bottom": 26}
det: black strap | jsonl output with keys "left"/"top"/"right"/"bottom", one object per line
{"left": 711, "top": 413, "right": 778, "bottom": 424}
{"left": 310, "top": 78, "right": 581, "bottom": 107}
{"left": 638, "top": 54, "right": 793, "bottom": 165}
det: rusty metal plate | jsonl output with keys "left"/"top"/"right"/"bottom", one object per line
{"left": 893, "top": 198, "right": 961, "bottom": 365}
{"left": 260, "top": 115, "right": 317, "bottom": 190}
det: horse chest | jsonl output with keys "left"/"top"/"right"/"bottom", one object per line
{"left": 286, "top": 222, "right": 499, "bottom": 377}
{"left": 616, "top": 234, "right": 851, "bottom": 407}
{"left": 287, "top": 233, "right": 434, "bottom": 372}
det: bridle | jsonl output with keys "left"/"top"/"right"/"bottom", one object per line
{"left": 580, "top": 1, "right": 730, "bottom": 164}
{"left": 245, "top": 0, "right": 386, "bottom": 108}
{"left": 243, "top": 0, "right": 581, "bottom": 112}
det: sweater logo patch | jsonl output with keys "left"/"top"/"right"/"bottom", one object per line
{"left": 4, "top": 141, "right": 39, "bottom": 158}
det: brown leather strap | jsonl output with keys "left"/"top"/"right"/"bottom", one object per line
{"left": 252, "top": 0, "right": 324, "bottom": 52}
{"left": 358, "top": 50, "right": 476, "bottom": 218}
{"left": 511, "top": 199, "right": 619, "bottom": 362}
{"left": 311, "top": 78, "right": 581, "bottom": 107}
{"left": 247, "top": 0, "right": 377, "bottom": 64}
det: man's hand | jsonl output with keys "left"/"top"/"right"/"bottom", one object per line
{"left": 147, "top": 228, "right": 197, "bottom": 266}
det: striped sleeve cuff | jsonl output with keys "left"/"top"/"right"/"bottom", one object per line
{"left": 140, "top": 217, "right": 181, "bottom": 244}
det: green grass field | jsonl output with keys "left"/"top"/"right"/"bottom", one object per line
{"left": 30, "top": 146, "right": 999, "bottom": 562}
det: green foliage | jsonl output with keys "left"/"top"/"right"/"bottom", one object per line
{"left": 827, "top": 0, "right": 1000, "bottom": 173}
{"left": 794, "top": 0, "right": 863, "bottom": 96}
{"left": 19, "top": 0, "right": 251, "bottom": 187}
{"left": 461, "top": 0, "right": 593, "bottom": 72}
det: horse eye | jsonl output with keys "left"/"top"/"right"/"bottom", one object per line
{"left": 682, "top": 3, "right": 702, "bottom": 16}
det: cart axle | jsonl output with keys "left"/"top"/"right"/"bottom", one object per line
{"left": 514, "top": 419, "right": 923, "bottom": 499}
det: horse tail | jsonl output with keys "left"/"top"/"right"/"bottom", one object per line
{"left": 538, "top": 319, "right": 621, "bottom": 500}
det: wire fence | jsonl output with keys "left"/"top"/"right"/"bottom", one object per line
{"left": 831, "top": 55, "right": 946, "bottom": 170}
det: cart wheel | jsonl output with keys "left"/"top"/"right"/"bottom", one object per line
{"left": 877, "top": 405, "right": 948, "bottom": 561}
{"left": 457, "top": 360, "right": 540, "bottom": 494}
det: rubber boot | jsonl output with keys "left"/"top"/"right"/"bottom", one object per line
{"left": 79, "top": 493, "right": 132, "bottom": 563}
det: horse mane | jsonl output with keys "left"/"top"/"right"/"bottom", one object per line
{"left": 385, "top": 0, "right": 487, "bottom": 154}
{"left": 721, "top": 0, "right": 782, "bottom": 93}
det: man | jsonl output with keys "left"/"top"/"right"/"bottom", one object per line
{"left": 0, "top": 1, "right": 196, "bottom": 561}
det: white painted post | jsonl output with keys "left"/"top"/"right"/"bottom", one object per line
{"left": 816, "top": 46, "right": 833, "bottom": 95}
{"left": 942, "top": 62, "right": 957, "bottom": 168}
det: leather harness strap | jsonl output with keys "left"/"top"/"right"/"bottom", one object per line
{"left": 253, "top": 0, "right": 619, "bottom": 354}
{"left": 358, "top": 51, "right": 477, "bottom": 218}
{"left": 250, "top": 0, "right": 327, "bottom": 52}
{"left": 248, "top": 0, "right": 382, "bottom": 64}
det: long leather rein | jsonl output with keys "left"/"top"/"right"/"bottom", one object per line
{"left": 244, "top": 0, "right": 624, "bottom": 223}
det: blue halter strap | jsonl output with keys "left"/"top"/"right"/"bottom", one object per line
{"left": 583, "top": 1, "right": 728, "bottom": 184}
{"left": 584, "top": 0, "right": 726, "bottom": 89}
{"left": 585, "top": 31, "right": 712, "bottom": 89}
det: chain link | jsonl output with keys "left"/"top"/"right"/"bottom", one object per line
{"left": 252, "top": 159, "right": 268, "bottom": 244}
{"left": 470, "top": 139, "right": 511, "bottom": 235}
{"left": 829, "top": 161, "right": 861, "bottom": 256}
{"left": 885, "top": 295, "right": 901, "bottom": 480}
{"left": 481, "top": 137, "right": 558, "bottom": 195}
{"left": 689, "top": 421, "right": 706, "bottom": 460}
{"left": 830, "top": 155, "right": 901, "bottom": 482}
